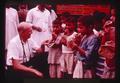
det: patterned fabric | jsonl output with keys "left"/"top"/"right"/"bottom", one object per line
{"left": 95, "top": 56, "right": 106, "bottom": 78}
{"left": 97, "top": 40, "right": 115, "bottom": 78}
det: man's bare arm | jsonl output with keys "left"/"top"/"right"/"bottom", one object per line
{"left": 12, "top": 59, "right": 43, "bottom": 78}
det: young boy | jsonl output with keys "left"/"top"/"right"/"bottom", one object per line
{"left": 47, "top": 19, "right": 63, "bottom": 78}
{"left": 71, "top": 16, "right": 100, "bottom": 78}
{"left": 60, "top": 17, "right": 77, "bottom": 78}
{"left": 98, "top": 20, "right": 115, "bottom": 79}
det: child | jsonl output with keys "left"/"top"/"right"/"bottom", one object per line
{"left": 47, "top": 19, "right": 63, "bottom": 78}
{"left": 71, "top": 16, "right": 100, "bottom": 78}
{"left": 98, "top": 20, "right": 115, "bottom": 79}
{"left": 60, "top": 17, "right": 77, "bottom": 78}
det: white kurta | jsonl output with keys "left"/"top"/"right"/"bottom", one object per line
{"left": 26, "top": 6, "right": 52, "bottom": 49}
{"left": 5, "top": 7, "right": 19, "bottom": 49}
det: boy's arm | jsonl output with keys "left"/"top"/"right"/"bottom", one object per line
{"left": 60, "top": 36, "right": 67, "bottom": 46}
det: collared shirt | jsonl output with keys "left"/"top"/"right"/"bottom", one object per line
{"left": 6, "top": 35, "right": 40, "bottom": 66}
{"left": 26, "top": 6, "right": 52, "bottom": 32}
{"left": 26, "top": 6, "right": 52, "bottom": 50}
{"left": 93, "top": 28, "right": 99, "bottom": 37}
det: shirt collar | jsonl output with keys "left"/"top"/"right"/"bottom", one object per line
{"left": 35, "top": 6, "right": 39, "bottom": 11}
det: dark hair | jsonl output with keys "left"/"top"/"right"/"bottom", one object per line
{"left": 62, "top": 12, "right": 70, "bottom": 17}
{"left": 66, "top": 16, "right": 76, "bottom": 24}
{"left": 93, "top": 11, "right": 108, "bottom": 22}
{"left": 53, "top": 18, "right": 62, "bottom": 26}
{"left": 77, "top": 15, "right": 94, "bottom": 29}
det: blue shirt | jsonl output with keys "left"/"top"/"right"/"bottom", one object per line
{"left": 76, "top": 34, "right": 100, "bottom": 66}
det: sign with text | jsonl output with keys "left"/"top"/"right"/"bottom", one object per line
{"left": 56, "top": 5, "right": 110, "bottom": 15}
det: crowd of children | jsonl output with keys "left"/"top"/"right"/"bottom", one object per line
{"left": 45, "top": 10, "right": 115, "bottom": 79}
{"left": 43, "top": 13, "right": 115, "bottom": 79}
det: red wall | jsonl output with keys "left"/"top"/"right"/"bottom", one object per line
{"left": 56, "top": 4, "right": 110, "bottom": 15}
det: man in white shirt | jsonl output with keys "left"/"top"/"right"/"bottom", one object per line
{"left": 6, "top": 22, "right": 43, "bottom": 79}
{"left": 26, "top": 4, "right": 52, "bottom": 46}
{"left": 26, "top": 4, "right": 53, "bottom": 78}
{"left": 5, "top": 4, "right": 19, "bottom": 50}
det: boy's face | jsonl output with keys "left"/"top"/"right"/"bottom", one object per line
{"left": 111, "top": 9, "right": 115, "bottom": 16}
{"left": 104, "top": 25, "right": 111, "bottom": 33}
{"left": 77, "top": 22, "right": 87, "bottom": 35}
{"left": 65, "top": 22, "right": 75, "bottom": 31}
{"left": 53, "top": 24, "right": 61, "bottom": 34}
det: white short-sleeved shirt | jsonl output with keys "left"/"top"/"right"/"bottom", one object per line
{"left": 6, "top": 35, "right": 40, "bottom": 66}
{"left": 26, "top": 6, "right": 52, "bottom": 46}
{"left": 62, "top": 32, "right": 77, "bottom": 53}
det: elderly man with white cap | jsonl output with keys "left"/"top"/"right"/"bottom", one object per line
{"left": 6, "top": 22, "right": 44, "bottom": 79}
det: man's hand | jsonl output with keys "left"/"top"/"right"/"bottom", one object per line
{"left": 12, "top": 59, "right": 44, "bottom": 78}
{"left": 32, "top": 69, "right": 43, "bottom": 78}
